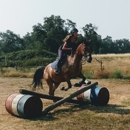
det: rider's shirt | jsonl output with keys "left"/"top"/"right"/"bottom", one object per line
{"left": 62, "top": 35, "right": 77, "bottom": 55}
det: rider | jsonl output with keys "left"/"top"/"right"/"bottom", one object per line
{"left": 54, "top": 28, "right": 79, "bottom": 75}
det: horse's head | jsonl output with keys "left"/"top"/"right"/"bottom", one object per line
{"left": 76, "top": 41, "right": 92, "bottom": 63}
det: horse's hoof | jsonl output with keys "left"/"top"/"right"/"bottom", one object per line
{"left": 74, "top": 81, "right": 91, "bottom": 87}
{"left": 60, "top": 86, "right": 65, "bottom": 90}
{"left": 65, "top": 87, "right": 71, "bottom": 91}
{"left": 74, "top": 83, "right": 80, "bottom": 87}
{"left": 64, "top": 88, "right": 68, "bottom": 91}
{"left": 84, "top": 80, "right": 91, "bottom": 85}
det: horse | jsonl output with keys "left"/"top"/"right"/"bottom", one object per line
{"left": 31, "top": 41, "right": 92, "bottom": 96}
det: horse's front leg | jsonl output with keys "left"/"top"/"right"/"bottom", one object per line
{"left": 61, "top": 80, "right": 72, "bottom": 91}
{"left": 65, "top": 80, "right": 72, "bottom": 91}
{"left": 74, "top": 73, "right": 91, "bottom": 87}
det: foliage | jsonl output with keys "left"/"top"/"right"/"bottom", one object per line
{"left": 0, "top": 49, "right": 56, "bottom": 67}
{"left": 0, "top": 15, "right": 130, "bottom": 67}
{"left": 0, "top": 30, "right": 24, "bottom": 53}
{"left": 84, "top": 72, "right": 93, "bottom": 79}
{"left": 112, "top": 69, "right": 123, "bottom": 79}
{"left": 95, "top": 70, "right": 110, "bottom": 79}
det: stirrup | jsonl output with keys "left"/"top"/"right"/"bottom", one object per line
{"left": 54, "top": 68, "right": 60, "bottom": 75}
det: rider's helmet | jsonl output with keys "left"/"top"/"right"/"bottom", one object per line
{"left": 70, "top": 28, "right": 78, "bottom": 34}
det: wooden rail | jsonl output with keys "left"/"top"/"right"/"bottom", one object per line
{"left": 20, "top": 82, "right": 98, "bottom": 115}
{"left": 42, "top": 82, "right": 98, "bottom": 115}
{"left": 19, "top": 89, "right": 85, "bottom": 105}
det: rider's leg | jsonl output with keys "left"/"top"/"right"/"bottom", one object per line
{"left": 55, "top": 60, "right": 62, "bottom": 74}
{"left": 54, "top": 48, "right": 63, "bottom": 74}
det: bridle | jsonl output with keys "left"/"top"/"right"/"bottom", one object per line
{"left": 71, "top": 42, "right": 92, "bottom": 63}
{"left": 82, "top": 42, "right": 92, "bottom": 63}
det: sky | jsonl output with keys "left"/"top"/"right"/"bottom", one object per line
{"left": 0, "top": 0, "right": 130, "bottom": 40}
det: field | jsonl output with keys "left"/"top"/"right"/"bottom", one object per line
{"left": 0, "top": 54, "right": 130, "bottom": 130}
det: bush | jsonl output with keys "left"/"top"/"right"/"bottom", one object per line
{"left": 122, "top": 75, "right": 130, "bottom": 79}
{"left": 84, "top": 72, "right": 93, "bottom": 79}
{"left": 95, "top": 70, "right": 110, "bottom": 79}
{"left": 112, "top": 69, "right": 123, "bottom": 79}
{"left": 0, "top": 50, "right": 57, "bottom": 67}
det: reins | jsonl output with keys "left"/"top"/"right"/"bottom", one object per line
{"left": 72, "top": 43, "right": 91, "bottom": 64}
{"left": 81, "top": 56, "right": 87, "bottom": 65}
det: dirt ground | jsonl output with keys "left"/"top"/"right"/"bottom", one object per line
{"left": 0, "top": 77, "right": 130, "bottom": 130}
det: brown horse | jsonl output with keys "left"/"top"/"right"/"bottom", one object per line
{"left": 31, "top": 42, "right": 92, "bottom": 96}
{"left": 31, "top": 42, "right": 92, "bottom": 95}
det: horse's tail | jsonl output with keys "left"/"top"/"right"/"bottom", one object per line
{"left": 31, "top": 66, "right": 45, "bottom": 90}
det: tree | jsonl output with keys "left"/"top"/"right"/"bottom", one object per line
{"left": 23, "top": 32, "right": 33, "bottom": 49}
{"left": 100, "top": 36, "right": 113, "bottom": 54}
{"left": 82, "top": 23, "right": 100, "bottom": 54}
{"left": 0, "top": 30, "right": 24, "bottom": 53}
{"left": 31, "top": 23, "right": 47, "bottom": 50}
{"left": 65, "top": 19, "right": 77, "bottom": 32}
{"left": 114, "top": 39, "right": 130, "bottom": 53}
{"left": 43, "top": 15, "right": 68, "bottom": 52}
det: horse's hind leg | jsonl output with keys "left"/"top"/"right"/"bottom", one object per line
{"left": 46, "top": 79, "right": 60, "bottom": 102}
{"left": 46, "top": 80, "right": 54, "bottom": 96}
{"left": 45, "top": 78, "right": 59, "bottom": 96}
{"left": 52, "top": 82, "right": 60, "bottom": 102}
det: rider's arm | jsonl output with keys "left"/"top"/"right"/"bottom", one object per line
{"left": 62, "top": 35, "right": 72, "bottom": 50}
{"left": 62, "top": 42, "right": 72, "bottom": 50}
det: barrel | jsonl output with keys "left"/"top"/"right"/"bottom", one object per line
{"left": 77, "top": 85, "right": 110, "bottom": 106}
{"left": 5, "top": 94, "right": 43, "bottom": 118}
{"left": 77, "top": 85, "right": 91, "bottom": 104}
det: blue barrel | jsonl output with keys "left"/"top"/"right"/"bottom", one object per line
{"left": 90, "top": 86, "right": 110, "bottom": 106}
{"left": 5, "top": 94, "right": 43, "bottom": 118}
{"left": 77, "top": 85, "right": 110, "bottom": 106}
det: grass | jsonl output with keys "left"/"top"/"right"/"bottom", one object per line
{"left": 0, "top": 53, "right": 130, "bottom": 130}
{"left": 0, "top": 67, "right": 34, "bottom": 78}
{"left": 82, "top": 53, "right": 130, "bottom": 79}
{"left": 122, "top": 99, "right": 130, "bottom": 106}
{"left": 25, "top": 105, "right": 130, "bottom": 130}
{"left": 0, "top": 53, "right": 130, "bottom": 80}
{"left": 0, "top": 77, "right": 130, "bottom": 130}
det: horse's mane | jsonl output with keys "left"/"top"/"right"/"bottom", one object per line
{"left": 74, "top": 40, "right": 88, "bottom": 52}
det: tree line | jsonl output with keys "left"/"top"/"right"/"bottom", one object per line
{"left": 0, "top": 15, "right": 130, "bottom": 67}
{"left": 0, "top": 15, "right": 130, "bottom": 54}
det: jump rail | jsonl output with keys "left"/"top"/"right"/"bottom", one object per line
{"left": 42, "top": 82, "right": 98, "bottom": 115}
{"left": 20, "top": 82, "right": 98, "bottom": 115}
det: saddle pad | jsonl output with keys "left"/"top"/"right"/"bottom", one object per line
{"left": 51, "top": 60, "right": 58, "bottom": 69}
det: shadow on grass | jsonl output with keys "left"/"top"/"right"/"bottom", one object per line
{"left": 26, "top": 112, "right": 59, "bottom": 121}
{"left": 79, "top": 104, "right": 130, "bottom": 114}
{"left": 27, "top": 103, "right": 130, "bottom": 121}
{"left": 25, "top": 103, "right": 130, "bottom": 122}
{"left": 47, "top": 103, "right": 130, "bottom": 116}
